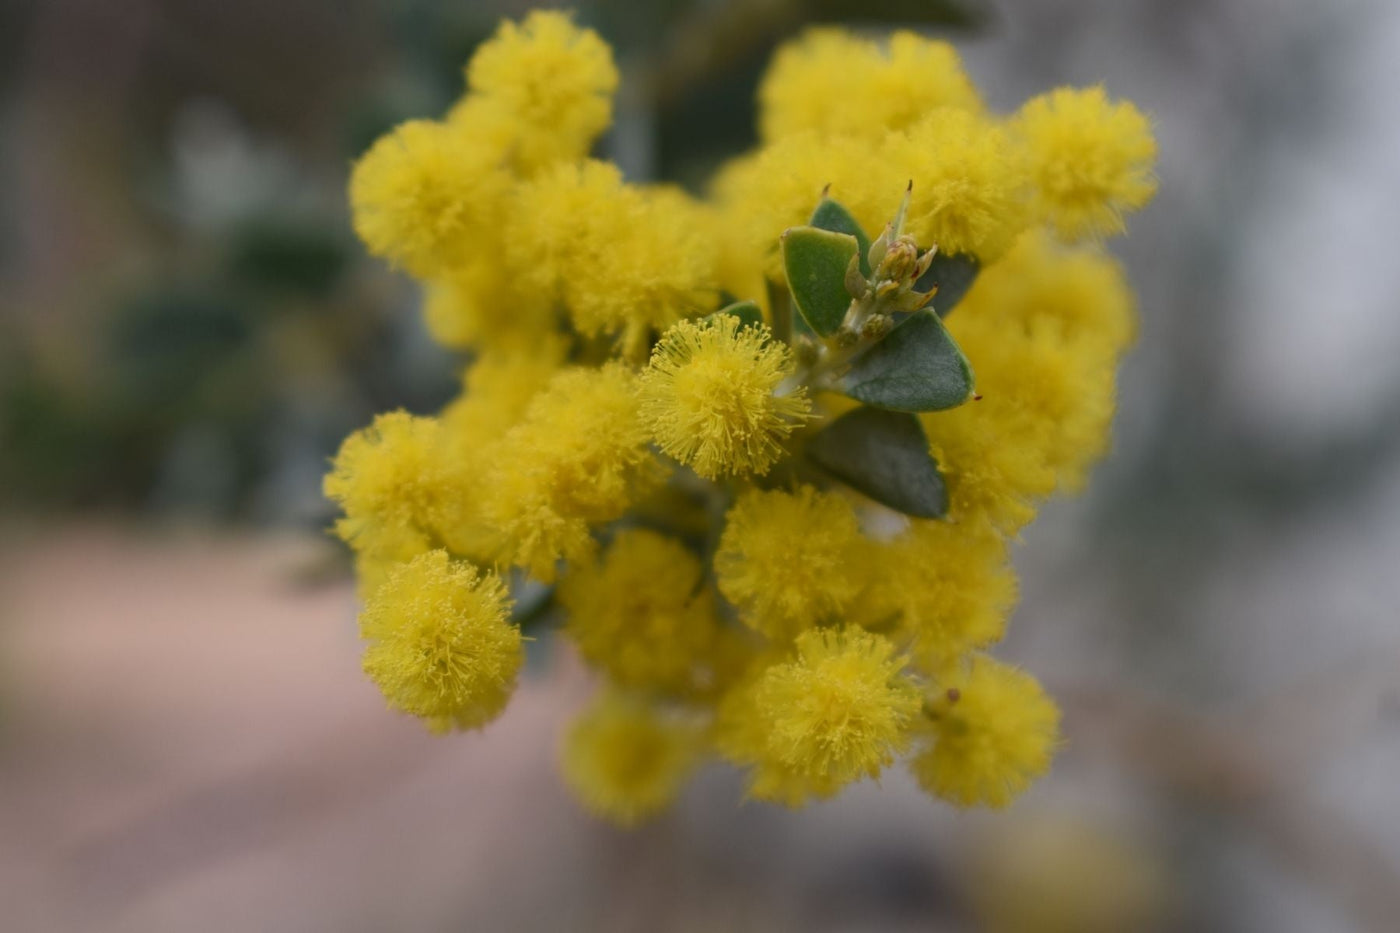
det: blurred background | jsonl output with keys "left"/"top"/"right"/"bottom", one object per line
{"left": 2, "top": 0, "right": 1399, "bottom": 930}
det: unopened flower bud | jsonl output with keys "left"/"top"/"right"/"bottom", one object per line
{"left": 878, "top": 235, "right": 921, "bottom": 283}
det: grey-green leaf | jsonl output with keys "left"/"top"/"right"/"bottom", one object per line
{"left": 807, "top": 407, "right": 948, "bottom": 518}
{"left": 917, "top": 252, "right": 980, "bottom": 317}
{"left": 711, "top": 299, "right": 765, "bottom": 331}
{"left": 782, "top": 226, "right": 858, "bottom": 337}
{"left": 837, "top": 309, "right": 974, "bottom": 412}
{"left": 810, "top": 197, "right": 872, "bottom": 276}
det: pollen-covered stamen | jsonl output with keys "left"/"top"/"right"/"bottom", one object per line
{"left": 639, "top": 316, "right": 812, "bottom": 480}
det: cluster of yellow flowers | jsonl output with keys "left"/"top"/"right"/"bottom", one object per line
{"left": 326, "top": 10, "right": 1156, "bottom": 825}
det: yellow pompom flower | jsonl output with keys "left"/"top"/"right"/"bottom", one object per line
{"left": 505, "top": 364, "right": 657, "bottom": 521}
{"left": 466, "top": 9, "right": 619, "bottom": 171}
{"left": 922, "top": 402, "right": 1055, "bottom": 535}
{"left": 963, "top": 230, "right": 1136, "bottom": 357}
{"left": 359, "top": 550, "right": 521, "bottom": 733}
{"left": 508, "top": 161, "right": 719, "bottom": 355}
{"left": 561, "top": 690, "right": 702, "bottom": 826}
{"left": 440, "top": 339, "right": 566, "bottom": 448}
{"left": 885, "top": 108, "right": 1030, "bottom": 261}
{"left": 484, "top": 364, "right": 660, "bottom": 579}
{"left": 853, "top": 521, "right": 1018, "bottom": 672}
{"left": 930, "top": 230, "right": 1137, "bottom": 506}
{"left": 348, "top": 119, "right": 508, "bottom": 278}
{"left": 431, "top": 343, "right": 569, "bottom": 561}
{"left": 743, "top": 628, "right": 919, "bottom": 799}
{"left": 713, "top": 672, "right": 832, "bottom": 806}
{"left": 912, "top": 657, "right": 1061, "bottom": 808}
{"left": 441, "top": 94, "right": 522, "bottom": 165}
{"left": 639, "top": 316, "right": 811, "bottom": 480}
{"left": 558, "top": 529, "right": 729, "bottom": 695}
{"left": 506, "top": 158, "right": 627, "bottom": 300}
{"left": 715, "top": 487, "right": 865, "bottom": 640}
{"left": 711, "top": 661, "right": 821, "bottom": 805}
{"left": 422, "top": 253, "right": 558, "bottom": 354}
{"left": 1015, "top": 86, "right": 1158, "bottom": 240}
{"left": 959, "top": 327, "right": 1116, "bottom": 496}
{"left": 565, "top": 184, "right": 720, "bottom": 356}
{"left": 485, "top": 478, "right": 596, "bottom": 582}
{"left": 759, "top": 29, "right": 981, "bottom": 143}
{"left": 323, "top": 411, "right": 459, "bottom": 561}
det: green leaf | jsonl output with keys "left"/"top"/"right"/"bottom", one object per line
{"left": 711, "top": 299, "right": 765, "bottom": 331}
{"left": 806, "top": 407, "right": 948, "bottom": 518}
{"left": 810, "top": 198, "right": 872, "bottom": 276}
{"left": 916, "top": 252, "right": 980, "bottom": 317}
{"left": 837, "top": 310, "right": 974, "bottom": 412}
{"left": 782, "top": 226, "right": 858, "bottom": 337}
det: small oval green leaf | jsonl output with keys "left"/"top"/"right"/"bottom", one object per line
{"left": 782, "top": 226, "right": 858, "bottom": 337}
{"left": 807, "top": 407, "right": 947, "bottom": 518}
{"left": 837, "top": 309, "right": 974, "bottom": 412}
{"left": 810, "top": 197, "right": 872, "bottom": 276}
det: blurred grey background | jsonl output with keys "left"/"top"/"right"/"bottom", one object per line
{"left": 2, "top": 1, "right": 1399, "bottom": 931}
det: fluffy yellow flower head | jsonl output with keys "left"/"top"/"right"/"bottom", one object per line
{"left": 1016, "top": 86, "right": 1158, "bottom": 240}
{"left": 430, "top": 343, "right": 569, "bottom": 561}
{"left": 964, "top": 230, "right": 1136, "bottom": 356}
{"left": 558, "top": 529, "right": 728, "bottom": 694}
{"left": 507, "top": 158, "right": 625, "bottom": 299}
{"left": 348, "top": 120, "right": 508, "bottom": 278}
{"left": 716, "top": 486, "right": 865, "bottom": 640}
{"left": 439, "top": 338, "right": 567, "bottom": 456}
{"left": 640, "top": 316, "right": 811, "bottom": 479}
{"left": 323, "top": 411, "right": 457, "bottom": 561}
{"left": 750, "top": 628, "right": 919, "bottom": 796}
{"left": 853, "top": 520, "right": 1018, "bottom": 672}
{"left": 927, "top": 229, "right": 1137, "bottom": 515}
{"left": 485, "top": 364, "right": 659, "bottom": 579}
{"left": 423, "top": 256, "right": 557, "bottom": 354}
{"left": 359, "top": 550, "right": 521, "bottom": 733}
{"left": 912, "top": 657, "right": 1061, "bottom": 808}
{"left": 509, "top": 161, "right": 719, "bottom": 354}
{"left": 466, "top": 9, "right": 618, "bottom": 171}
{"left": 713, "top": 670, "right": 832, "bottom": 806}
{"left": 972, "top": 330, "right": 1116, "bottom": 495}
{"left": 759, "top": 29, "right": 981, "bottom": 142}
{"left": 923, "top": 399, "right": 1054, "bottom": 535}
{"left": 885, "top": 108, "right": 1030, "bottom": 260}
{"left": 561, "top": 690, "right": 702, "bottom": 826}
{"left": 567, "top": 184, "right": 719, "bottom": 355}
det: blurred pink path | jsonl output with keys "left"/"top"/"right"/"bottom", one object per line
{"left": 0, "top": 524, "right": 605, "bottom": 933}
